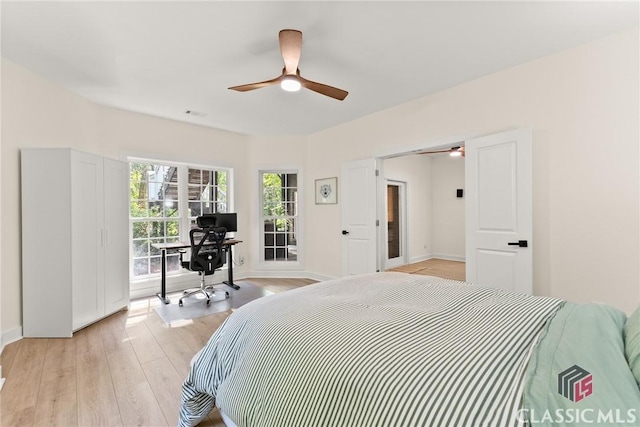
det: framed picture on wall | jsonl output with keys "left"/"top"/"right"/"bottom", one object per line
{"left": 315, "top": 177, "right": 338, "bottom": 204}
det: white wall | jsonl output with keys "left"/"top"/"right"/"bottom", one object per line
{"left": 383, "top": 153, "right": 465, "bottom": 264}
{"left": 305, "top": 28, "right": 639, "bottom": 313}
{"left": 383, "top": 154, "right": 432, "bottom": 263}
{"left": 381, "top": 153, "right": 465, "bottom": 265}
{"left": 431, "top": 155, "right": 465, "bottom": 260}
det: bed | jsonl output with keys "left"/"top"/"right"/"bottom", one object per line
{"left": 178, "top": 272, "right": 640, "bottom": 427}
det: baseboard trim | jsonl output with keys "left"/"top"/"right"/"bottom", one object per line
{"left": 409, "top": 254, "right": 432, "bottom": 264}
{"left": 431, "top": 254, "right": 466, "bottom": 262}
{"left": 409, "top": 254, "right": 466, "bottom": 264}
{"left": 1, "top": 326, "right": 23, "bottom": 351}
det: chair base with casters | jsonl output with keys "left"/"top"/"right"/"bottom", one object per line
{"left": 178, "top": 271, "right": 230, "bottom": 307}
{"left": 178, "top": 224, "right": 229, "bottom": 307}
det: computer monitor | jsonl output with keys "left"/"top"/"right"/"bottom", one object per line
{"left": 197, "top": 213, "right": 237, "bottom": 233}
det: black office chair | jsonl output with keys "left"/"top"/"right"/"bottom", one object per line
{"left": 178, "top": 225, "right": 229, "bottom": 307}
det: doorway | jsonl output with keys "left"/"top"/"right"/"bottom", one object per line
{"left": 385, "top": 180, "right": 407, "bottom": 270}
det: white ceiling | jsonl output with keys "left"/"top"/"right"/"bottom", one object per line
{"left": 2, "top": 1, "right": 638, "bottom": 136}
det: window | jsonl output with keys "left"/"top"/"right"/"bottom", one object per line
{"left": 130, "top": 160, "right": 230, "bottom": 279}
{"left": 187, "top": 167, "right": 228, "bottom": 224}
{"left": 261, "top": 171, "right": 298, "bottom": 262}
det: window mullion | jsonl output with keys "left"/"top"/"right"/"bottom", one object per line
{"left": 177, "top": 165, "right": 190, "bottom": 240}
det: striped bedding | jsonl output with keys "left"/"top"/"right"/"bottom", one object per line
{"left": 178, "top": 272, "right": 564, "bottom": 427}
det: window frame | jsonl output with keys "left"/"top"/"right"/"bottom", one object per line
{"left": 128, "top": 156, "right": 234, "bottom": 288}
{"left": 258, "top": 168, "right": 303, "bottom": 269}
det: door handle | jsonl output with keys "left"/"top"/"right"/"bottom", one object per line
{"left": 508, "top": 240, "right": 528, "bottom": 248}
{"left": 342, "top": 230, "right": 349, "bottom": 235}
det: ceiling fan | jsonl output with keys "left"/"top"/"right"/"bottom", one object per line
{"left": 228, "top": 29, "right": 349, "bottom": 101}
{"left": 417, "top": 146, "right": 465, "bottom": 157}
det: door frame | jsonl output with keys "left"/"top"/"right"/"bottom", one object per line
{"left": 384, "top": 179, "right": 408, "bottom": 270}
{"left": 375, "top": 132, "right": 475, "bottom": 271}
{"left": 374, "top": 129, "right": 531, "bottom": 287}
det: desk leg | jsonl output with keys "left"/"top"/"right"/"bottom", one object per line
{"left": 156, "top": 248, "right": 171, "bottom": 304}
{"left": 223, "top": 244, "right": 240, "bottom": 290}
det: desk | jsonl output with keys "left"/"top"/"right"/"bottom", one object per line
{"left": 152, "top": 239, "right": 242, "bottom": 304}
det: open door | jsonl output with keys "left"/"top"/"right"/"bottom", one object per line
{"left": 465, "top": 128, "right": 533, "bottom": 294}
{"left": 385, "top": 180, "right": 407, "bottom": 270}
{"left": 341, "top": 158, "right": 378, "bottom": 275}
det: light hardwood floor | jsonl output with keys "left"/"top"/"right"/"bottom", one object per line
{"left": 387, "top": 258, "right": 466, "bottom": 281}
{"left": 0, "top": 278, "right": 316, "bottom": 427}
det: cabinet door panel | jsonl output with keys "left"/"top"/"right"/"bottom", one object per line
{"left": 71, "top": 152, "right": 105, "bottom": 330}
{"left": 104, "top": 158, "right": 130, "bottom": 313}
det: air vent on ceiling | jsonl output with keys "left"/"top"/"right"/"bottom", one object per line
{"left": 185, "top": 110, "right": 207, "bottom": 117}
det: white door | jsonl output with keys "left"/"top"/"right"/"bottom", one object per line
{"left": 103, "top": 158, "right": 130, "bottom": 314}
{"left": 385, "top": 180, "right": 407, "bottom": 270}
{"left": 465, "top": 128, "right": 532, "bottom": 294}
{"left": 71, "top": 151, "right": 105, "bottom": 330}
{"left": 341, "top": 159, "right": 378, "bottom": 275}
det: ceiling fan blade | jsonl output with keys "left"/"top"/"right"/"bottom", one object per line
{"left": 299, "top": 76, "right": 348, "bottom": 101}
{"left": 228, "top": 75, "right": 282, "bottom": 92}
{"left": 279, "top": 29, "right": 302, "bottom": 75}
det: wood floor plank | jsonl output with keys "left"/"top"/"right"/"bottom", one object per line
{"left": 105, "top": 340, "right": 148, "bottom": 391}
{"left": 141, "top": 357, "right": 185, "bottom": 426}
{"left": 1, "top": 405, "right": 36, "bottom": 427}
{"left": 145, "top": 309, "right": 183, "bottom": 345}
{"left": 102, "top": 327, "right": 132, "bottom": 354}
{"left": 33, "top": 338, "right": 78, "bottom": 426}
{"left": 160, "top": 338, "right": 197, "bottom": 379}
{"left": 115, "top": 382, "right": 169, "bottom": 427}
{"left": 125, "top": 322, "right": 166, "bottom": 365}
{"left": 74, "top": 322, "right": 106, "bottom": 355}
{"left": 33, "top": 386, "right": 77, "bottom": 427}
{"left": 1, "top": 338, "right": 47, "bottom": 414}
{"left": 77, "top": 345, "right": 122, "bottom": 426}
{"left": 174, "top": 321, "right": 211, "bottom": 353}
{"left": 44, "top": 337, "right": 76, "bottom": 366}
{"left": 99, "top": 309, "right": 128, "bottom": 337}
{"left": 0, "top": 339, "right": 21, "bottom": 378}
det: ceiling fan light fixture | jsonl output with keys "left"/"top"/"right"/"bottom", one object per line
{"left": 280, "top": 76, "right": 301, "bottom": 92}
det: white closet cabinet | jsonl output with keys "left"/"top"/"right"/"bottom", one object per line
{"left": 21, "top": 148, "right": 129, "bottom": 337}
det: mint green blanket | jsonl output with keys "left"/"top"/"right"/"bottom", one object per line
{"left": 524, "top": 303, "right": 640, "bottom": 426}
